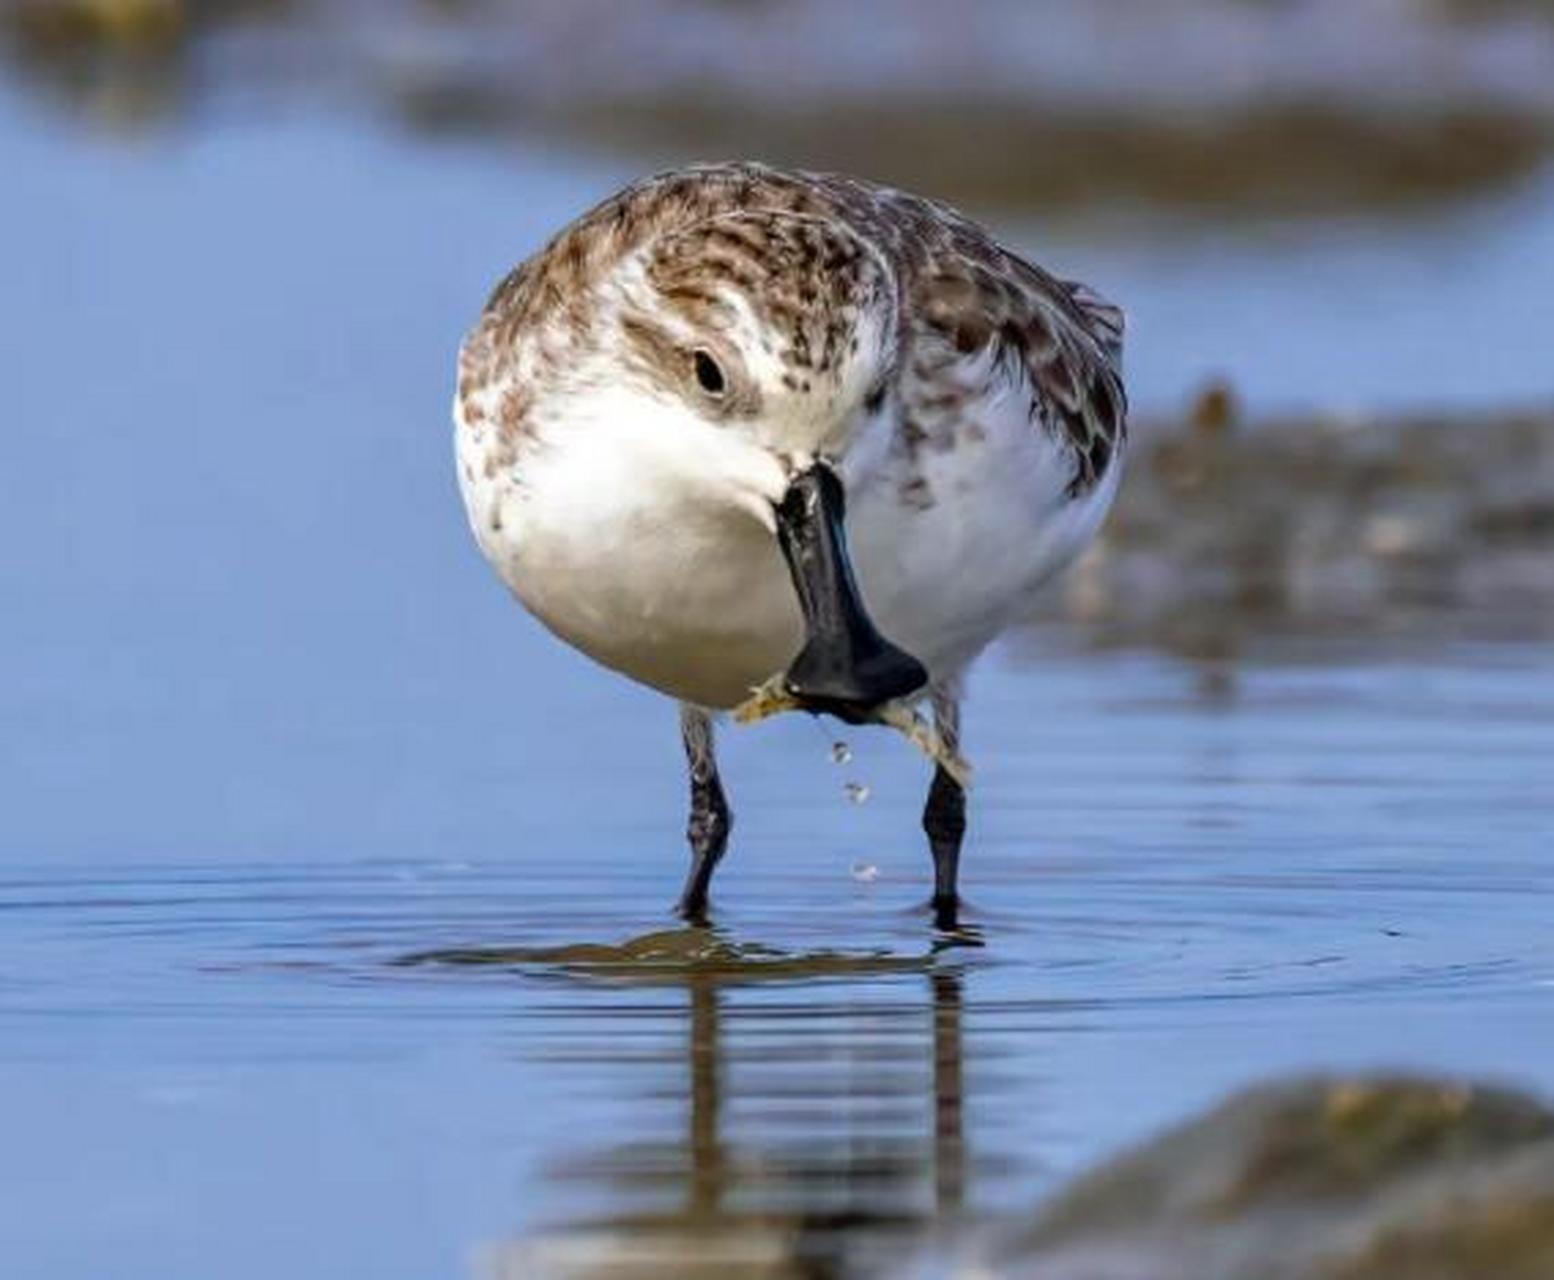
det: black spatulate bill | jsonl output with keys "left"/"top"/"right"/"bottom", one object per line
{"left": 773, "top": 464, "right": 928, "bottom": 724}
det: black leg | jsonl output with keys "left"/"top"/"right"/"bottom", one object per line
{"left": 924, "top": 765, "right": 966, "bottom": 930}
{"left": 922, "top": 687, "right": 965, "bottom": 930}
{"left": 677, "top": 705, "right": 732, "bottom": 923}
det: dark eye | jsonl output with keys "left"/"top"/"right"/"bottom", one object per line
{"left": 692, "top": 349, "right": 726, "bottom": 397}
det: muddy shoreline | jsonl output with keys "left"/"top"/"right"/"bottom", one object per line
{"left": 1045, "top": 394, "right": 1554, "bottom": 652}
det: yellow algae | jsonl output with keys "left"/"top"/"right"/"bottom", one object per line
{"left": 733, "top": 673, "right": 972, "bottom": 787}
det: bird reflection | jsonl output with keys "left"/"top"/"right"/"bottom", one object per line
{"left": 485, "top": 939, "right": 983, "bottom": 1280}
{"left": 930, "top": 970, "right": 966, "bottom": 1216}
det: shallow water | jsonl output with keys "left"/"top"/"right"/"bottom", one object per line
{"left": 3, "top": 74, "right": 1554, "bottom": 1280}
{"left": 4, "top": 637, "right": 1553, "bottom": 1277}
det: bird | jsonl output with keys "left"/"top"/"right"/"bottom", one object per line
{"left": 454, "top": 162, "right": 1126, "bottom": 931}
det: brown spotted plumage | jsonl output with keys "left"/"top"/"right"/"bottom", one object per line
{"left": 461, "top": 162, "right": 1124, "bottom": 503}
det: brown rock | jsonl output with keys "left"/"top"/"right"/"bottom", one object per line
{"left": 993, "top": 1076, "right": 1554, "bottom": 1280}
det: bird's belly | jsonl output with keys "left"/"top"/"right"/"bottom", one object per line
{"left": 482, "top": 492, "right": 804, "bottom": 710}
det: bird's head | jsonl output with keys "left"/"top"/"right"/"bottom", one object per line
{"left": 465, "top": 202, "right": 927, "bottom": 719}
{"left": 614, "top": 208, "right": 901, "bottom": 475}
{"left": 616, "top": 210, "right": 927, "bottom": 718}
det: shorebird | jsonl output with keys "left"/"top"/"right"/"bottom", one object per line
{"left": 455, "top": 163, "right": 1125, "bottom": 929}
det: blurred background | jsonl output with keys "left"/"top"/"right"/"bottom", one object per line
{"left": 2, "top": 4, "right": 1552, "bottom": 1279}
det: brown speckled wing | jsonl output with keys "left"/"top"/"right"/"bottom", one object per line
{"left": 1062, "top": 279, "right": 1126, "bottom": 363}
{"left": 742, "top": 167, "right": 1128, "bottom": 496}
{"left": 901, "top": 226, "right": 1127, "bottom": 498}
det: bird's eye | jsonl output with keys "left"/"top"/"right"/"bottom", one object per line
{"left": 692, "top": 349, "right": 726, "bottom": 397}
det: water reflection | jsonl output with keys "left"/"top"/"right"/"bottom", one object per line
{"left": 470, "top": 938, "right": 986, "bottom": 1280}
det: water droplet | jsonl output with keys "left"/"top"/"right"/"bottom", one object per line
{"left": 850, "top": 861, "right": 880, "bottom": 883}
{"left": 830, "top": 741, "right": 853, "bottom": 765}
{"left": 844, "top": 781, "right": 871, "bottom": 805}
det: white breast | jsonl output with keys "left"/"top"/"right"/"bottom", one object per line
{"left": 457, "top": 387, "right": 805, "bottom": 710}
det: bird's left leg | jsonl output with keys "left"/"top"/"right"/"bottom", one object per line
{"left": 677, "top": 704, "right": 732, "bottom": 924}
{"left": 922, "top": 683, "right": 966, "bottom": 931}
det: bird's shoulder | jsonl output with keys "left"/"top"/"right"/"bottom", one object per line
{"left": 871, "top": 195, "right": 1125, "bottom": 497}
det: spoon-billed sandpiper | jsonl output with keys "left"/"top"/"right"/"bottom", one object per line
{"left": 455, "top": 163, "right": 1125, "bottom": 929}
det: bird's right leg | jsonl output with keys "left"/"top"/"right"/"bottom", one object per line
{"left": 677, "top": 704, "right": 732, "bottom": 924}
{"left": 922, "top": 684, "right": 966, "bottom": 931}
